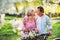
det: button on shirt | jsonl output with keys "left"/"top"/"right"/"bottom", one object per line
{"left": 36, "top": 15, "right": 52, "bottom": 35}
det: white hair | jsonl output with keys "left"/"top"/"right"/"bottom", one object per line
{"left": 25, "top": 7, "right": 34, "bottom": 15}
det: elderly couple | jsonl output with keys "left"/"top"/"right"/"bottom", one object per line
{"left": 22, "top": 6, "right": 52, "bottom": 39}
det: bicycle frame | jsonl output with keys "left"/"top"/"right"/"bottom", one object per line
{"left": 21, "top": 30, "right": 49, "bottom": 40}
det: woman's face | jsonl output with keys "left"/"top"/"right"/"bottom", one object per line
{"left": 31, "top": 10, "right": 35, "bottom": 16}
{"left": 27, "top": 10, "right": 35, "bottom": 16}
{"left": 27, "top": 13, "right": 32, "bottom": 19}
{"left": 27, "top": 13, "right": 32, "bottom": 17}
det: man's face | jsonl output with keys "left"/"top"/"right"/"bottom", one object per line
{"left": 36, "top": 9, "right": 42, "bottom": 16}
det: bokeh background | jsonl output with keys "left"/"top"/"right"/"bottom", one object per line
{"left": 0, "top": 0, "right": 60, "bottom": 40}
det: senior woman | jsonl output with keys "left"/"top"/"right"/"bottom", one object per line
{"left": 22, "top": 8, "right": 37, "bottom": 40}
{"left": 21, "top": 8, "right": 38, "bottom": 40}
{"left": 23, "top": 8, "right": 37, "bottom": 32}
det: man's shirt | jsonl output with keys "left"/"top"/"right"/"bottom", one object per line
{"left": 36, "top": 15, "right": 52, "bottom": 35}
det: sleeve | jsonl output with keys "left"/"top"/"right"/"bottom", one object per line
{"left": 23, "top": 18, "right": 26, "bottom": 27}
{"left": 23, "top": 16, "right": 27, "bottom": 25}
{"left": 23, "top": 17, "right": 27, "bottom": 30}
{"left": 46, "top": 16, "right": 52, "bottom": 31}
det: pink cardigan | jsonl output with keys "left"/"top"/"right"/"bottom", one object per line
{"left": 23, "top": 16, "right": 36, "bottom": 31}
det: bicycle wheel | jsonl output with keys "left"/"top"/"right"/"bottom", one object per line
{"left": 36, "top": 36, "right": 45, "bottom": 40}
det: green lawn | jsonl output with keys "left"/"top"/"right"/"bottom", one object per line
{"left": 0, "top": 22, "right": 20, "bottom": 40}
{"left": 51, "top": 17, "right": 60, "bottom": 20}
{"left": 48, "top": 22, "right": 60, "bottom": 40}
{"left": 5, "top": 15, "right": 60, "bottom": 20}
{"left": 2, "top": 16, "right": 60, "bottom": 40}
{"left": 0, "top": 35, "right": 19, "bottom": 40}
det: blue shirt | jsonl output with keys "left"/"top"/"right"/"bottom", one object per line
{"left": 36, "top": 15, "right": 52, "bottom": 35}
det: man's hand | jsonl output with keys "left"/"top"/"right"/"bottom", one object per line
{"left": 48, "top": 30, "right": 52, "bottom": 36}
{"left": 35, "top": 29, "right": 39, "bottom": 34}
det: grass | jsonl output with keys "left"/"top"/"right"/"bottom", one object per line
{"left": 5, "top": 16, "right": 23, "bottom": 20}
{"left": 0, "top": 35, "right": 19, "bottom": 40}
{"left": 3, "top": 16, "right": 60, "bottom": 40}
{"left": 5, "top": 16, "right": 15, "bottom": 20}
{"left": 5, "top": 16, "right": 60, "bottom": 20}
{"left": 50, "top": 17, "right": 60, "bottom": 20}
{"left": 0, "top": 22, "right": 59, "bottom": 40}
{"left": 48, "top": 22, "right": 60, "bottom": 40}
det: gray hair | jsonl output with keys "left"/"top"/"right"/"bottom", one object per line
{"left": 25, "top": 7, "right": 34, "bottom": 15}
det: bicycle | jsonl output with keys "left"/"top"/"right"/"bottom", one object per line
{"left": 21, "top": 30, "right": 49, "bottom": 40}
{"left": 34, "top": 33, "right": 49, "bottom": 40}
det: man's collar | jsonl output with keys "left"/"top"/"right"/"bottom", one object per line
{"left": 39, "top": 14, "right": 44, "bottom": 17}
